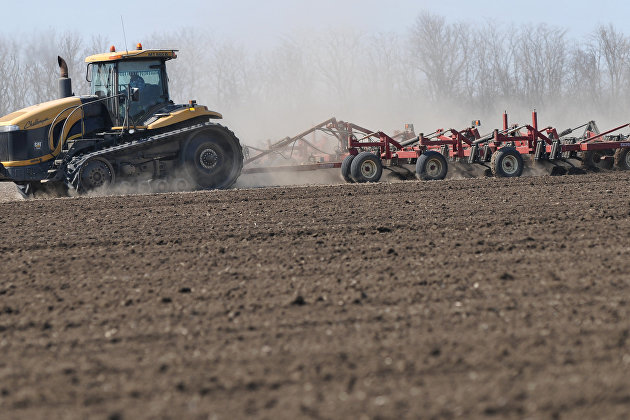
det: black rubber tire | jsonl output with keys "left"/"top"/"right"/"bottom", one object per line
{"left": 416, "top": 151, "right": 448, "bottom": 181}
{"left": 350, "top": 152, "right": 383, "bottom": 183}
{"left": 180, "top": 125, "right": 244, "bottom": 190}
{"left": 490, "top": 147, "right": 524, "bottom": 177}
{"left": 78, "top": 157, "right": 115, "bottom": 193}
{"left": 614, "top": 148, "right": 630, "bottom": 170}
{"left": 341, "top": 154, "right": 355, "bottom": 183}
{"left": 581, "top": 150, "right": 614, "bottom": 170}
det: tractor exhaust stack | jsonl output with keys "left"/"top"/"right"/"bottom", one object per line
{"left": 57, "top": 56, "right": 72, "bottom": 98}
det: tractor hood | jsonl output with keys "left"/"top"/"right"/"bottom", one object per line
{"left": 0, "top": 97, "right": 81, "bottom": 132}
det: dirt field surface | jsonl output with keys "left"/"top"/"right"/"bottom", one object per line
{"left": 2, "top": 172, "right": 630, "bottom": 420}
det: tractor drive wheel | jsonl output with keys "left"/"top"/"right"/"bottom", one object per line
{"left": 581, "top": 150, "right": 614, "bottom": 170}
{"left": 78, "top": 157, "right": 115, "bottom": 193}
{"left": 614, "top": 148, "right": 630, "bottom": 170}
{"left": 341, "top": 154, "right": 355, "bottom": 183}
{"left": 416, "top": 151, "right": 448, "bottom": 181}
{"left": 350, "top": 152, "right": 383, "bottom": 183}
{"left": 490, "top": 147, "right": 524, "bottom": 178}
{"left": 180, "top": 125, "right": 243, "bottom": 190}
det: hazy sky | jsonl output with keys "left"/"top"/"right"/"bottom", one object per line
{"left": 2, "top": 0, "right": 629, "bottom": 50}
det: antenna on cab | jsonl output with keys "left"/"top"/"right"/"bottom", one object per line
{"left": 120, "top": 15, "right": 128, "bottom": 54}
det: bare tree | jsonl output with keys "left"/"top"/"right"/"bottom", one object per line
{"left": 593, "top": 24, "right": 630, "bottom": 102}
{"left": 514, "top": 25, "right": 568, "bottom": 106}
{"left": 409, "top": 12, "right": 469, "bottom": 102}
{"left": 312, "top": 29, "right": 364, "bottom": 106}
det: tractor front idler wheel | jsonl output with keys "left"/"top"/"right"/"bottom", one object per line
{"left": 350, "top": 152, "right": 383, "bottom": 183}
{"left": 341, "top": 154, "right": 355, "bottom": 183}
{"left": 416, "top": 151, "right": 448, "bottom": 181}
{"left": 78, "top": 157, "right": 115, "bottom": 193}
{"left": 491, "top": 147, "right": 524, "bottom": 178}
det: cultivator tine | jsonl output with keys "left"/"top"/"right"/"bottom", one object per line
{"left": 467, "top": 145, "right": 478, "bottom": 164}
{"left": 242, "top": 109, "right": 630, "bottom": 183}
{"left": 549, "top": 140, "right": 561, "bottom": 161}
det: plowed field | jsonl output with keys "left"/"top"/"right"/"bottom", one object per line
{"left": 2, "top": 172, "right": 630, "bottom": 419}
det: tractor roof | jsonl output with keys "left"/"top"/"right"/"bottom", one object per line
{"left": 85, "top": 47, "right": 178, "bottom": 63}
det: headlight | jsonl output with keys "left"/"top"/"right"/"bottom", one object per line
{"left": 0, "top": 125, "right": 19, "bottom": 132}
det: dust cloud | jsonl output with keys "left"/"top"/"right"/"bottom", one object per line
{"left": 0, "top": 183, "right": 22, "bottom": 202}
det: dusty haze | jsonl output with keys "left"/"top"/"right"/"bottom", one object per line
{"left": 1, "top": 12, "right": 630, "bottom": 196}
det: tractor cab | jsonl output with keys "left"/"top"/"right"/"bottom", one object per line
{"left": 86, "top": 45, "right": 177, "bottom": 127}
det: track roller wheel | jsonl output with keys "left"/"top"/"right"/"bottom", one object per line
{"left": 416, "top": 151, "right": 448, "bottom": 181}
{"left": 341, "top": 154, "right": 355, "bottom": 183}
{"left": 150, "top": 179, "right": 169, "bottom": 193}
{"left": 350, "top": 152, "right": 382, "bottom": 183}
{"left": 614, "top": 148, "right": 630, "bottom": 170}
{"left": 116, "top": 181, "right": 135, "bottom": 193}
{"left": 581, "top": 150, "right": 614, "bottom": 170}
{"left": 490, "top": 147, "right": 523, "bottom": 178}
{"left": 180, "top": 125, "right": 243, "bottom": 190}
{"left": 172, "top": 178, "right": 191, "bottom": 192}
{"left": 78, "top": 157, "right": 115, "bottom": 193}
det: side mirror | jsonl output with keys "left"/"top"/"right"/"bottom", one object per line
{"left": 130, "top": 87, "right": 140, "bottom": 102}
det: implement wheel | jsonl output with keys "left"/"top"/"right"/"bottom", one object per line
{"left": 341, "top": 154, "right": 355, "bottom": 183}
{"left": 78, "top": 157, "right": 115, "bottom": 193}
{"left": 416, "top": 151, "right": 448, "bottom": 181}
{"left": 181, "top": 125, "right": 243, "bottom": 189}
{"left": 581, "top": 150, "right": 614, "bottom": 170}
{"left": 491, "top": 147, "right": 523, "bottom": 178}
{"left": 614, "top": 148, "right": 630, "bottom": 170}
{"left": 350, "top": 152, "right": 383, "bottom": 183}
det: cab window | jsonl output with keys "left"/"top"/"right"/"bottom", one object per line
{"left": 90, "top": 63, "right": 115, "bottom": 97}
{"left": 118, "top": 60, "right": 167, "bottom": 122}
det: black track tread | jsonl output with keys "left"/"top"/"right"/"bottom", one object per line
{"left": 65, "top": 122, "right": 243, "bottom": 191}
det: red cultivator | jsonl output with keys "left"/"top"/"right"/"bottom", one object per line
{"left": 242, "top": 111, "right": 630, "bottom": 183}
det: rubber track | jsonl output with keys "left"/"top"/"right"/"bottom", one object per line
{"left": 64, "top": 122, "right": 214, "bottom": 189}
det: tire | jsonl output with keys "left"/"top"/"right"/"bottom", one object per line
{"left": 490, "top": 147, "right": 524, "bottom": 177}
{"left": 581, "top": 150, "right": 614, "bottom": 170}
{"left": 341, "top": 155, "right": 355, "bottom": 183}
{"left": 180, "top": 125, "right": 244, "bottom": 190}
{"left": 416, "top": 151, "right": 448, "bottom": 181}
{"left": 614, "top": 148, "right": 630, "bottom": 170}
{"left": 350, "top": 152, "right": 383, "bottom": 183}
{"left": 78, "top": 157, "right": 115, "bottom": 193}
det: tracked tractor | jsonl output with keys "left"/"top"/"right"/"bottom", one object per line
{"left": 0, "top": 44, "right": 243, "bottom": 197}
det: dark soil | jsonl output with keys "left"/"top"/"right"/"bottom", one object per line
{"left": 2, "top": 172, "right": 630, "bottom": 419}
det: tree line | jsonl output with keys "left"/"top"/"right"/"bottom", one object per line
{"left": 1, "top": 13, "right": 630, "bottom": 140}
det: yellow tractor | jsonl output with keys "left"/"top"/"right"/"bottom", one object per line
{"left": 0, "top": 44, "right": 243, "bottom": 197}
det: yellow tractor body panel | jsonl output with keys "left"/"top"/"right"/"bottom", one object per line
{"left": 85, "top": 49, "right": 177, "bottom": 63}
{"left": 147, "top": 106, "right": 222, "bottom": 130}
{"left": 0, "top": 97, "right": 85, "bottom": 168}
{"left": 0, "top": 97, "right": 81, "bottom": 131}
